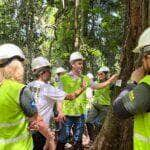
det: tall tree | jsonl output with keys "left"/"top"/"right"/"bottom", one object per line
{"left": 92, "top": 0, "right": 150, "bottom": 149}
{"left": 93, "top": 0, "right": 150, "bottom": 150}
{"left": 120, "top": 0, "right": 150, "bottom": 149}
{"left": 74, "top": 0, "right": 79, "bottom": 51}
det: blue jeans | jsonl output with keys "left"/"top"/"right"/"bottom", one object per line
{"left": 58, "top": 115, "right": 85, "bottom": 144}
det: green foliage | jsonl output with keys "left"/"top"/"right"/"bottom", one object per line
{"left": 0, "top": 0, "right": 124, "bottom": 80}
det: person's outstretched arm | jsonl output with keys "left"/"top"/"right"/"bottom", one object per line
{"left": 92, "top": 74, "right": 118, "bottom": 90}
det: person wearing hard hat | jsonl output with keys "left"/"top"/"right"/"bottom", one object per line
{"left": 87, "top": 72, "right": 94, "bottom": 81}
{"left": 56, "top": 51, "right": 91, "bottom": 150}
{"left": 81, "top": 72, "right": 95, "bottom": 147}
{"left": 0, "top": 44, "right": 54, "bottom": 150}
{"left": 28, "top": 56, "right": 84, "bottom": 150}
{"left": 86, "top": 66, "right": 117, "bottom": 141}
{"left": 56, "top": 67, "right": 67, "bottom": 76}
{"left": 54, "top": 67, "right": 67, "bottom": 88}
{"left": 86, "top": 72, "right": 94, "bottom": 110}
{"left": 53, "top": 67, "right": 67, "bottom": 136}
{"left": 113, "top": 27, "right": 150, "bottom": 150}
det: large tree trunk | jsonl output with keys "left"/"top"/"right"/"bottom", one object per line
{"left": 92, "top": 0, "right": 149, "bottom": 150}
{"left": 119, "top": 0, "right": 149, "bottom": 149}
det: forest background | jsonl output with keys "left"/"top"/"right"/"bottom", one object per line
{"left": 0, "top": 0, "right": 150, "bottom": 149}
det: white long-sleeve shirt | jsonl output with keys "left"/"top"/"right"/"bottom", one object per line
{"left": 28, "top": 80, "right": 66, "bottom": 125}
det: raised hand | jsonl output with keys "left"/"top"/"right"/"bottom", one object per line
{"left": 131, "top": 66, "right": 145, "bottom": 83}
{"left": 109, "top": 74, "right": 118, "bottom": 83}
{"left": 81, "top": 79, "right": 87, "bottom": 89}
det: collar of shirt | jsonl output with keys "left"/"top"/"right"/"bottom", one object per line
{"left": 69, "top": 71, "right": 81, "bottom": 79}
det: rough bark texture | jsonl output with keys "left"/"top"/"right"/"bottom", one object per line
{"left": 91, "top": 105, "right": 121, "bottom": 150}
{"left": 81, "top": 0, "right": 89, "bottom": 37}
{"left": 92, "top": 0, "right": 149, "bottom": 150}
{"left": 74, "top": 0, "right": 79, "bottom": 51}
{"left": 120, "top": 1, "right": 149, "bottom": 150}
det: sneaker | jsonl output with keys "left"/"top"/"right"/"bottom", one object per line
{"left": 65, "top": 143, "right": 72, "bottom": 149}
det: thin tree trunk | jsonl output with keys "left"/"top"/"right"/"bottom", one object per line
{"left": 74, "top": 0, "right": 79, "bottom": 51}
{"left": 81, "top": 0, "right": 89, "bottom": 37}
{"left": 148, "top": 0, "right": 150, "bottom": 26}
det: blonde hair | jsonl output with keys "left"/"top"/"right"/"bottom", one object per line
{"left": 0, "top": 59, "right": 24, "bottom": 83}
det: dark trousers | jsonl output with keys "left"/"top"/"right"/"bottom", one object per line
{"left": 32, "top": 132, "right": 46, "bottom": 150}
{"left": 86, "top": 105, "right": 109, "bottom": 141}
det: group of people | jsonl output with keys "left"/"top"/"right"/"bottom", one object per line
{"left": 0, "top": 27, "right": 149, "bottom": 150}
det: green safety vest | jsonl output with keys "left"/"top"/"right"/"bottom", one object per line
{"left": 134, "top": 75, "right": 150, "bottom": 150}
{"left": 61, "top": 74, "right": 90, "bottom": 116}
{"left": 93, "top": 84, "right": 111, "bottom": 108}
{"left": 0, "top": 80, "right": 33, "bottom": 150}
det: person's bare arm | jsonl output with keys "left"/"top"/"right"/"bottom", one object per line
{"left": 65, "top": 79, "right": 86, "bottom": 100}
{"left": 20, "top": 86, "right": 54, "bottom": 140}
{"left": 92, "top": 74, "right": 118, "bottom": 90}
{"left": 130, "top": 67, "right": 145, "bottom": 83}
{"left": 29, "top": 114, "right": 53, "bottom": 138}
{"left": 29, "top": 114, "right": 55, "bottom": 150}
{"left": 65, "top": 87, "right": 85, "bottom": 100}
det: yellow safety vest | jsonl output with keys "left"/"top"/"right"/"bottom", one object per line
{"left": 61, "top": 74, "right": 90, "bottom": 116}
{"left": 0, "top": 80, "right": 33, "bottom": 150}
{"left": 94, "top": 84, "right": 111, "bottom": 106}
{"left": 134, "top": 75, "right": 150, "bottom": 150}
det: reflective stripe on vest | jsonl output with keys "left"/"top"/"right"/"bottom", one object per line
{"left": 0, "top": 133, "right": 30, "bottom": 144}
{"left": 134, "top": 75, "right": 150, "bottom": 150}
{"left": 135, "top": 133, "right": 150, "bottom": 143}
{"left": 0, "top": 118, "right": 26, "bottom": 127}
{"left": 0, "top": 80, "right": 33, "bottom": 149}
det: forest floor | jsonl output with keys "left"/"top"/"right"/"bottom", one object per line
{"left": 64, "top": 134, "right": 93, "bottom": 150}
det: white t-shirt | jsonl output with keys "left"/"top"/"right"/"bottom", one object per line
{"left": 28, "top": 80, "right": 66, "bottom": 125}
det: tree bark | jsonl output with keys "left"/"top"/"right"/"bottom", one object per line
{"left": 92, "top": 0, "right": 149, "bottom": 150}
{"left": 148, "top": 0, "right": 150, "bottom": 26}
{"left": 120, "top": 1, "right": 149, "bottom": 149}
{"left": 81, "top": 0, "right": 89, "bottom": 37}
{"left": 74, "top": 0, "right": 79, "bottom": 51}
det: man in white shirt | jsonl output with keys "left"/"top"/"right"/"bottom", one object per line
{"left": 28, "top": 57, "right": 69, "bottom": 150}
{"left": 28, "top": 79, "right": 66, "bottom": 126}
{"left": 28, "top": 56, "right": 84, "bottom": 150}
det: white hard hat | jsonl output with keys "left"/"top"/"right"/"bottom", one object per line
{"left": 87, "top": 72, "right": 94, "bottom": 79}
{"left": 31, "top": 56, "right": 51, "bottom": 71}
{"left": 98, "top": 66, "right": 110, "bottom": 73}
{"left": 0, "top": 43, "right": 25, "bottom": 61}
{"left": 133, "top": 27, "right": 150, "bottom": 53}
{"left": 56, "top": 67, "right": 66, "bottom": 74}
{"left": 69, "top": 51, "right": 84, "bottom": 63}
